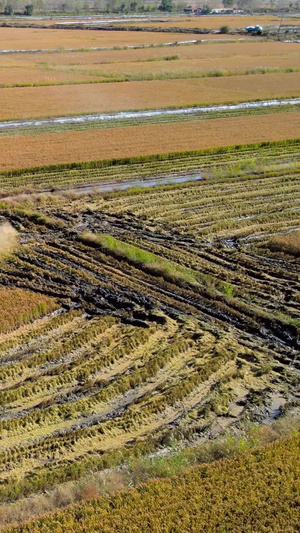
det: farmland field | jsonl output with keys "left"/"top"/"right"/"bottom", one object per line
{"left": 107, "top": 14, "right": 300, "bottom": 29}
{"left": 0, "top": 41, "right": 299, "bottom": 88}
{"left": 11, "top": 14, "right": 300, "bottom": 29}
{"left": 3, "top": 435, "right": 300, "bottom": 533}
{"left": 2, "top": 72, "right": 300, "bottom": 122}
{"left": 0, "top": 113, "right": 299, "bottom": 170}
{"left": 0, "top": 27, "right": 200, "bottom": 51}
{"left": 0, "top": 18, "right": 299, "bottom": 532}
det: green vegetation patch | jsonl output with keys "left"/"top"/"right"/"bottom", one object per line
{"left": 81, "top": 232, "right": 199, "bottom": 286}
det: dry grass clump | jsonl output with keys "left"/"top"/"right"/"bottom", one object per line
{"left": 269, "top": 229, "right": 300, "bottom": 257}
{"left": 0, "top": 288, "right": 58, "bottom": 334}
{"left": 0, "top": 222, "right": 18, "bottom": 259}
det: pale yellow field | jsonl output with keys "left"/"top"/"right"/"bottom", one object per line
{"left": 113, "top": 14, "right": 300, "bottom": 29}
{"left": 12, "top": 14, "right": 300, "bottom": 28}
{"left": 0, "top": 27, "right": 197, "bottom": 51}
{"left": 0, "top": 41, "right": 299, "bottom": 86}
{"left": 0, "top": 72, "right": 299, "bottom": 120}
{"left": 0, "top": 111, "right": 299, "bottom": 170}
{"left": 3, "top": 40, "right": 295, "bottom": 65}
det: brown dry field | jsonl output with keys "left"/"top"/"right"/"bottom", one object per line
{"left": 0, "top": 111, "right": 299, "bottom": 171}
{"left": 0, "top": 41, "right": 299, "bottom": 86}
{"left": 0, "top": 72, "right": 299, "bottom": 120}
{"left": 113, "top": 14, "right": 300, "bottom": 29}
{"left": 0, "top": 27, "right": 197, "bottom": 51}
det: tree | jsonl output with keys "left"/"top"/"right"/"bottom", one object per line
{"left": 220, "top": 24, "right": 230, "bottom": 33}
{"left": 24, "top": 3, "right": 34, "bottom": 14}
{"left": 4, "top": 3, "right": 13, "bottom": 14}
{"left": 223, "top": 0, "right": 235, "bottom": 7}
{"left": 201, "top": 4, "right": 211, "bottom": 14}
{"left": 159, "top": 0, "right": 173, "bottom": 11}
{"left": 130, "top": 0, "right": 137, "bottom": 10}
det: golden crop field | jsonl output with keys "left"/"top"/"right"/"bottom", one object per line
{"left": 1, "top": 46, "right": 299, "bottom": 87}
{"left": 0, "top": 27, "right": 197, "bottom": 51}
{"left": 0, "top": 111, "right": 299, "bottom": 170}
{"left": 4, "top": 435, "right": 300, "bottom": 533}
{"left": 1, "top": 40, "right": 297, "bottom": 66}
{"left": 0, "top": 72, "right": 299, "bottom": 121}
{"left": 0, "top": 19, "right": 299, "bottom": 532}
{"left": 0, "top": 288, "right": 58, "bottom": 335}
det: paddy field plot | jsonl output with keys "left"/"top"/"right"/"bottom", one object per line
{"left": 0, "top": 27, "right": 197, "bottom": 51}
{"left": 108, "top": 14, "right": 300, "bottom": 30}
{"left": 0, "top": 142, "right": 299, "bottom": 515}
{"left": 0, "top": 111, "right": 299, "bottom": 171}
{"left": 0, "top": 21, "right": 299, "bottom": 530}
{"left": 0, "top": 73, "right": 299, "bottom": 122}
{"left": 0, "top": 41, "right": 299, "bottom": 88}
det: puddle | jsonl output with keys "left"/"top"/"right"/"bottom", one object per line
{"left": 1, "top": 98, "right": 299, "bottom": 131}
{"left": 55, "top": 173, "right": 203, "bottom": 195}
{"left": 262, "top": 393, "right": 287, "bottom": 423}
{"left": 240, "top": 226, "right": 300, "bottom": 242}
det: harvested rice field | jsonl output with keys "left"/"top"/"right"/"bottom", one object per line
{"left": 1, "top": 73, "right": 300, "bottom": 121}
{"left": 0, "top": 20, "right": 299, "bottom": 532}
{"left": 0, "top": 140, "right": 300, "bottom": 527}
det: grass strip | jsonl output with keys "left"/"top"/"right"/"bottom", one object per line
{"left": 80, "top": 232, "right": 199, "bottom": 286}
{"left": 1, "top": 66, "right": 299, "bottom": 90}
